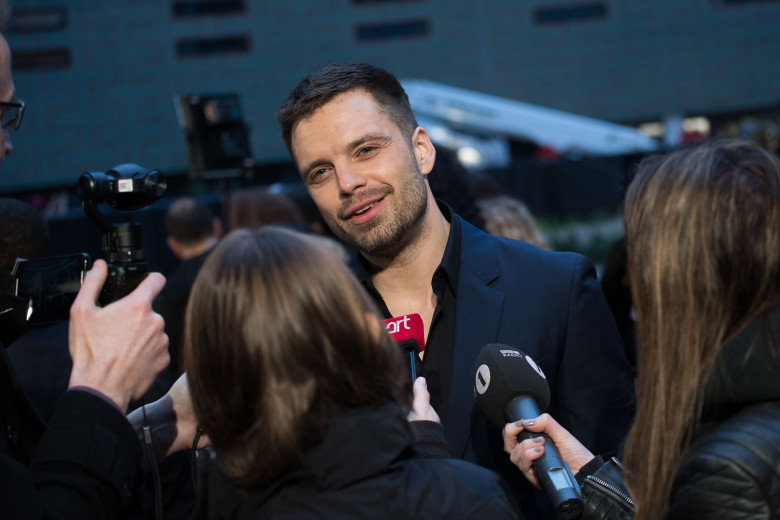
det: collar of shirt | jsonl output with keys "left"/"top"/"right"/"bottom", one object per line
{"left": 353, "top": 199, "right": 461, "bottom": 316}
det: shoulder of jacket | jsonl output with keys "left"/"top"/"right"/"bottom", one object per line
{"left": 669, "top": 401, "right": 780, "bottom": 518}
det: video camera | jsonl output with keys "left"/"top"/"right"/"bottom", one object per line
{"left": 1, "top": 164, "right": 166, "bottom": 345}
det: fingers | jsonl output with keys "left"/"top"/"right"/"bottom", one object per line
{"left": 408, "top": 377, "right": 441, "bottom": 423}
{"left": 68, "top": 260, "right": 169, "bottom": 411}
{"left": 503, "top": 414, "right": 549, "bottom": 453}
{"left": 72, "top": 260, "right": 166, "bottom": 312}
{"left": 517, "top": 414, "right": 551, "bottom": 433}
{"left": 502, "top": 418, "right": 547, "bottom": 488}
{"left": 510, "top": 436, "right": 545, "bottom": 466}
{"left": 412, "top": 376, "right": 430, "bottom": 409}
{"left": 72, "top": 259, "right": 107, "bottom": 310}
{"left": 504, "top": 412, "right": 595, "bottom": 478}
{"left": 126, "top": 271, "right": 166, "bottom": 303}
{"left": 510, "top": 437, "right": 546, "bottom": 488}
{"left": 196, "top": 431, "right": 212, "bottom": 450}
{"left": 502, "top": 422, "right": 522, "bottom": 453}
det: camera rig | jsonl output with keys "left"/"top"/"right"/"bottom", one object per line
{"left": 77, "top": 163, "right": 166, "bottom": 305}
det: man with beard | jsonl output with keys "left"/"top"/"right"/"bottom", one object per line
{"left": 275, "top": 63, "right": 636, "bottom": 520}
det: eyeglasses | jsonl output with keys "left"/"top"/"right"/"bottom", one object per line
{"left": 0, "top": 99, "right": 25, "bottom": 131}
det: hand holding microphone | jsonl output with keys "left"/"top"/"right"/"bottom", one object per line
{"left": 503, "top": 414, "right": 594, "bottom": 489}
{"left": 474, "top": 344, "right": 583, "bottom": 520}
{"left": 407, "top": 376, "right": 440, "bottom": 423}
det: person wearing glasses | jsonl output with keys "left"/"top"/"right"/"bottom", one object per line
{"left": 0, "top": 14, "right": 198, "bottom": 519}
{"left": 0, "top": 28, "right": 21, "bottom": 166}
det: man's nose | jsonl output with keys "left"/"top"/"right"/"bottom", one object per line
{"left": 335, "top": 162, "right": 366, "bottom": 194}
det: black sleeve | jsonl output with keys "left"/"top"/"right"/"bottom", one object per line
{"left": 1, "top": 390, "right": 144, "bottom": 519}
{"left": 578, "top": 457, "right": 635, "bottom": 520}
{"left": 410, "top": 420, "right": 451, "bottom": 458}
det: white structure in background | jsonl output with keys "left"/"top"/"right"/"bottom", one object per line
{"left": 401, "top": 79, "right": 660, "bottom": 170}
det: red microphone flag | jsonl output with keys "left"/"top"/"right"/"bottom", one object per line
{"left": 383, "top": 313, "right": 425, "bottom": 353}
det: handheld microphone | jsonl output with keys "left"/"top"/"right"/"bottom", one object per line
{"left": 384, "top": 314, "right": 424, "bottom": 385}
{"left": 474, "top": 344, "right": 582, "bottom": 520}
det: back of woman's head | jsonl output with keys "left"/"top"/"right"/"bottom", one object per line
{"left": 183, "top": 226, "right": 408, "bottom": 487}
{"left": 622, "top": 139, "right": 780, "bottom": 519}
{"left": 626, "top": 139, "right": 780, "bottom": 336}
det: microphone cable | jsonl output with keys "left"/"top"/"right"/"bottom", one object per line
{"left": 140, "top": 399, "right": 164, "bottom": 520}
{"left": 190, "top": 426, "right": 205, "bottom": 494}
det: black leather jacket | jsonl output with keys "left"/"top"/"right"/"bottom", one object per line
{"left": 576, "top": 311, "right": 780, "bottom": 519}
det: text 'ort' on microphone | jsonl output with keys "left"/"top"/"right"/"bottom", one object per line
{"left": 384, "top": 314, "right": 424, "bottom": 386}
{"left": 474, "top": 344, "right": 582, "bottom": 520}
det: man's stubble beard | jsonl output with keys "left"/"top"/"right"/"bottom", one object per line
{"left": 323, "top": 161, "right": 429, "bottom": 258}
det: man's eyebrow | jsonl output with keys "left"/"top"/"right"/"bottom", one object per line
{"left": 342, "top": 132, "right": 391, "bottom": 155}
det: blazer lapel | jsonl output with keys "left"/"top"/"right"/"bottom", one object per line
{"left": 445, "top": 218, "right": 504, "bottom": 458}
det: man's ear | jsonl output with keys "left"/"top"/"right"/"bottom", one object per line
{"left": 166, "top": 236, "right": 185, "bottom": 259}
{"left": 412, "top": 127, "right": 436, "bottom": 176}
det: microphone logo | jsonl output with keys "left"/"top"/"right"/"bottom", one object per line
{"left": 474, "top": 364, "right": 491, "bottom": 395}
{"left": 385, "top": 314, "right": 412, "bottom": 335}
{"left": 525, "top": 355, "right": 546, "bottom": 380}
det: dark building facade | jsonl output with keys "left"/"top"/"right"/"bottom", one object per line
{"left": 1, "top": 0, "right": 779, "bottom": 196}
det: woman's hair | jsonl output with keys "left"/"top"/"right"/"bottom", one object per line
{"left": 622, "top": 139, "right": 780, "bottom": 519}
{"left": 183, "top": 226, "right": 410, "bottom": 487}
{"left": 477, "top": 195, "right": 550, "bottom": 250}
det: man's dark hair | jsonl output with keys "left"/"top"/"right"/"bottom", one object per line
{"left": 275, "top": 63, "right": 418, "bottom": 161}
{"left": 0, "top": 197, "right": 49, "bottom": 272}
{"left": 165, "top": 196, "right": 215, "bottom": 246}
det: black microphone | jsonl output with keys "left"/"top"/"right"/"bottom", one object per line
{"left": 474, "top": 344, "right": 582, "bottom": 520}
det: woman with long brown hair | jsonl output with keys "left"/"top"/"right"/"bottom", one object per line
{"left": 183, "top": 225, "right": 520, "bottom": 519}
{"left": 503, "top": 139, "right": 780, "bottom": 519}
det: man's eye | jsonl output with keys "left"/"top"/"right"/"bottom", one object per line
{"left": 308, "top": 168, "right": 329, "bottom": 184}
{"left": 358, "top": 146, "right": 375, "bottom": 155}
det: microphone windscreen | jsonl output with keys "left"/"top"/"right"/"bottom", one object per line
{"left": 384, "top": 313, "right": 425, "bottom": 353}
{"left": 473, "top": 344, "right": 551, "bottom": 428}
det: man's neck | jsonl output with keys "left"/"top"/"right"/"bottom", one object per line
{"left": 177, "top": 236, "right": 218, "bottom": 260}
{"left": 364, "top": 196, "right": 450, "bottom": 318}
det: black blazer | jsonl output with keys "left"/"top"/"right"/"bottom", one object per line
{"left": 446, "top": 216, "right": 636, "bottom": 518}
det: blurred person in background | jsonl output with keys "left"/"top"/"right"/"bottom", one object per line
{"left": 0, "top": 197, "right": 48, "bottom": 272}
{"left": 226, "top": 185, "right": 307, "bottom": 233}
{"left": 426, "top": 146, "right": 486, "bottom": 231}
{"left": 600, "top": 237, "right": 637, "bottom": 381}
{"left": 477, "top": 194, "right": 550, "bottom": 250}
{"left": 228, "top": 184, "right": 351, "bottom": 262}
{"left": 160, "top": 196, "right": 222, "bottom": 379}
{"left": 1, "top": 197, "right": 71, "bottom": 423}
